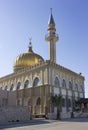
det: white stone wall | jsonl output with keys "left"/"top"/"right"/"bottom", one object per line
{"left": 0, "top": 106, "right": 30, "bottom": 123}
{"left": 0, "top": 90, "right": 8, "bottom": 106}
{"left": 8, "top": 91, "right": 16, "bottom": 106}
{"left": 62, "top": 107, "right": 66, "bottom": 113}
{"left": 0, "top": 90, "right": 16, "bottom": 107}
{"left": 54, "top": 87, "right": 59, "bottom": 95}
{"left": 60, "top": 112, "right": 71, "bottom": 119}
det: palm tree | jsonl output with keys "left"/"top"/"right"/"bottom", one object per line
{"left": 51, "top": 94, "right": 62, "bottom": 119}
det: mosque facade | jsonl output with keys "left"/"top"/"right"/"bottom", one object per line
{"left": 0, "top": 11, "right": 85, "bottom": 119}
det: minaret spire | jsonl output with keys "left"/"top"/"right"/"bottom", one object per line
{"left": 50, "top": 8, "right": 52, "bottom": 13}
{"left": 48, "top": 8, "right": 55, "bottom": 26}
{"left": 45, "top": 9, "right": 58, "bottom": 63}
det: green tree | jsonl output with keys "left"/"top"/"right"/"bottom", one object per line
{"left": 51, "top": 94, "right": 62, "bottom": 119}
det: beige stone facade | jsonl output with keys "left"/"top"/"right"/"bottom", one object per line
{"left": 0, "top": 60, "right": 85, "bottom": 118}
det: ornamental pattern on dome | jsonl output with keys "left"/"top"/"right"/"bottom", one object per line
{"left": 13, "top": 41, "right": 44, "bottom": 72}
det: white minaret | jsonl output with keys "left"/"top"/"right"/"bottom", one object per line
{"left": 45, "top": 9, "right": 58, "bottom": 63}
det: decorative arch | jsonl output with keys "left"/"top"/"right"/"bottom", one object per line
{"left": 24, "top": 80, "right": 29, "bottom": 88}
{"left": 10, "top": 84, "right": 14, "bottom": 91}
{"left": 62, "top": 79, "right": 66, "bottom": 88}
{"left": 17, "top": 82, "right": 21, "bottom": 90}
{"left": 54, "top": 77, "right": 60, "bottom": 87}
{"left": 36, "top": 97, "right": 41, "bottom": 105}
{"left": 33, "top": 77, "right": 40, "bottom": 87}
{"left": 69, "top": 81, "right": 73, "bottom": 90}
{"left": 75, "top": 84, "right": 78, "bottom": 91}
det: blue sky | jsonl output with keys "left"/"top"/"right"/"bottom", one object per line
{"left": 0, "top": 0, "right": 88, "bottom": 97}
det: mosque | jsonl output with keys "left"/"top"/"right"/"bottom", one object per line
{"left": 0, "top": 10, "right": 85, "bottom": 119}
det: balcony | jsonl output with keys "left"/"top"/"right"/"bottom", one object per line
{"left": 45, "top": 33, "right": 59, "bottom": 42}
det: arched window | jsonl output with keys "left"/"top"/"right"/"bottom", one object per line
{"left": 33, "top": 77, "right": 40, "bottom": 87}
{"left": 5, "top": 86, "right": 8, "bottom": 91}
{"left": 68, "top": 98, "right": 71, "bottom": 107}
{"left": 17, "top": 82, "right": 21, "bottom": 90}
{"left": 24, "top": 80, "right": 29, "bottom": 88}
{"left": 75, "top": 84, "right": 78, "bottom": 91}
{"left": 10, "top": 84, "right": 14, "bottom": 91}
{"left": 62, "top": 79, "right": 66, "bottom": 88}
{"left": 69, "top": 81, "right": 72, "bottom": 90}
{"left": 54, "top": 77, "right": 60, "bottom": 87}
{"left": 36, "top": 97, "right": 41, "bottom": 105}
{"left": 80, "top": 85, "right": 83, "bottom": 92}
{"left": 62, "top": 98, "right": 66, "bottom": 107}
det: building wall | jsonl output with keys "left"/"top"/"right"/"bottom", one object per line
{"left": 0, "top": 61, "right": 85, "bottom": 117}
{"left": 0, "top": 106, "right": 30, "bottom": 123}
{"left": 0, "top": 90, "right": 16, "bottom": 107}
{"left": 47, "top": 64, "right": 84, "bottom": 113}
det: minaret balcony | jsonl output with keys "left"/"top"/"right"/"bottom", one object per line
{"left": 45, "top": 33, "right": 59, "bottom": 42}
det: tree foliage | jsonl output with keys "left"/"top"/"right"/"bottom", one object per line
{"left": 51, "top": 94, "right": 62, "bottom": 106}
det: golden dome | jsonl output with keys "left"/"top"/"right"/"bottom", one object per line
{"left": 13, "top": 42, "right": 44, "bottom": 72}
